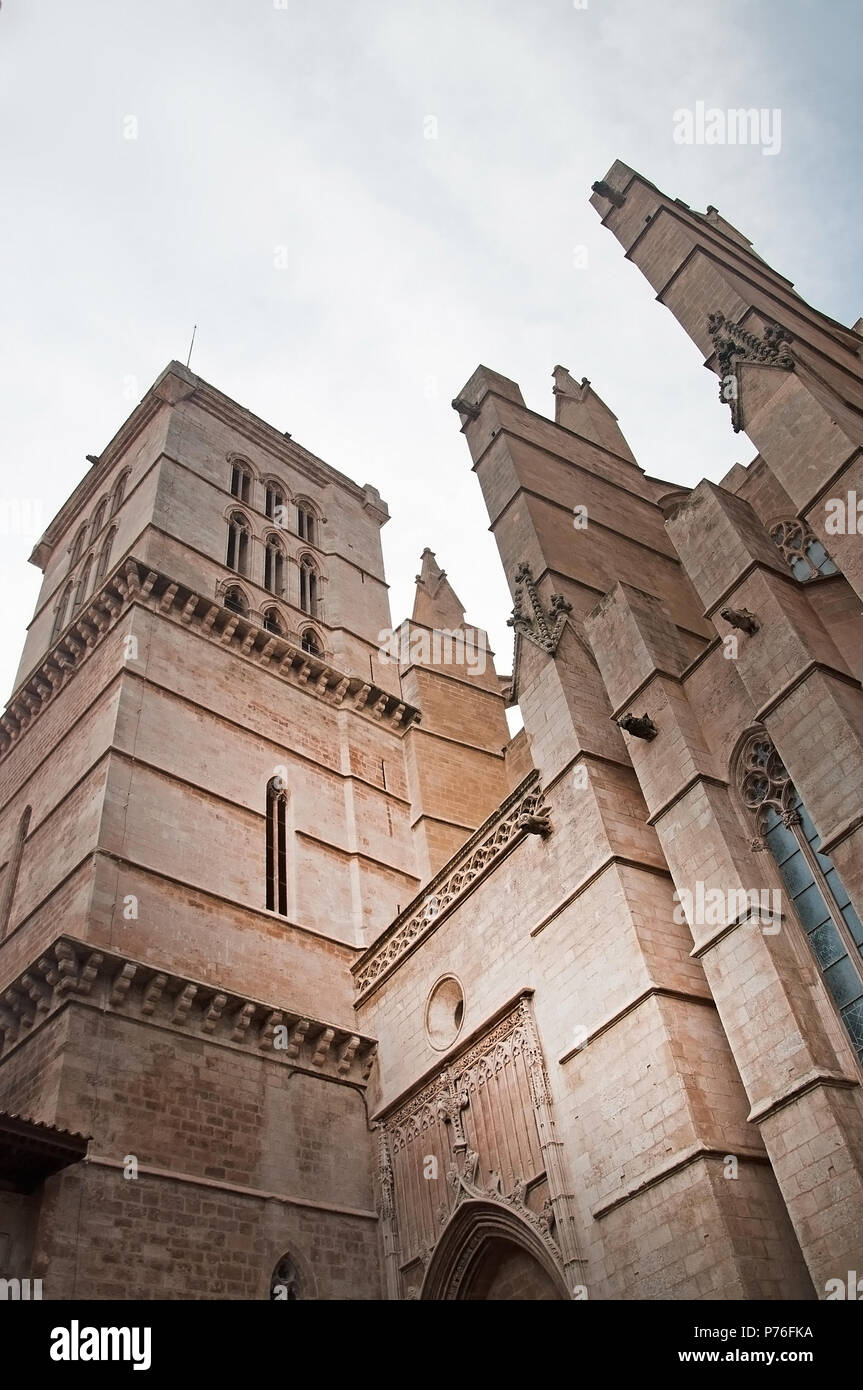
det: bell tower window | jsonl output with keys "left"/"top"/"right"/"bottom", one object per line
{"left": 264, "top": 537, "right": 285, "bottom": 595}
{"left": 226, "top": 513, "right": 250, "bottom": 575}
{"left": 299, "top": 561, "right": 318, "bottom": 617}
{"left": 297, "top": 505, "right": 316, "bottom": 546}
{"left": 230, "top": 462, "right": 252, "bottom": 503}
{"left": 266, "top": 484, "right": 286, "bottom": 523}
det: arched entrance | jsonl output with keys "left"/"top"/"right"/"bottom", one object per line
{"left": 419, "top": 1199, "right": 570, "bottom": 1301}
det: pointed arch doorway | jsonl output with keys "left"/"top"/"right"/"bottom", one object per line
{"left": 419, "top": 1199, "right": 569, "bottom": 1301}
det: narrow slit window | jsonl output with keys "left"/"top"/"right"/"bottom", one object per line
{"left": 267, "top": 779, "right": 288, "bottom": 917}
{"left": 0, "top": 806, "right": 31, "bottom": 940}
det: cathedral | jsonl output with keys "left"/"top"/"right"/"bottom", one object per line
{"left": 1, "top": 160, "right": 862, "bottom": 1301}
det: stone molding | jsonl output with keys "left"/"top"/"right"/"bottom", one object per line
{"left": 0, "top": 936, "right": 377, "bottom": 1086}
{"left": 0, "top": 556, "right": 419, "bottom": 758}
{"left": 352, "top": 772, "right": 547, "bottom": 1000}
{"left": 591, "top": 1143, "right": 772, "bottom": 1221}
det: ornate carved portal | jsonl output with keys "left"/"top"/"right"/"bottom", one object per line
{"left": 376, "top": 994, "right": 584, "bottom": 1300}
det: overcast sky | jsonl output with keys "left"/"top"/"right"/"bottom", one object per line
{"left": 1, "top": 0, "right": 861, "bottom": 708}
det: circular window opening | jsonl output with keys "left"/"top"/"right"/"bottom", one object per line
{"left": 425, "top": 975, "right": 465, "bottom": 1051}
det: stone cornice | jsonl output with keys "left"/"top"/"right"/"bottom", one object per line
{"left": 352, "top": 772, "right": 547, "bottom": 1001}
{"left": 1, "top": 560, "right": 138, "bottom": 755}
{"left": 0, "top": 936, "right": 377, "bottom": 1086}
{"left": 0, "top": 556, "right": 420, "bottom": 759}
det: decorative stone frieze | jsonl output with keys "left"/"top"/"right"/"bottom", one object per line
{"left": 0, "top": 937, "right": 377, "bottom": 1086}
{"left": 0, "top": 557, "right": 419, "bottom": 758}
{"left": 507, "top": 563, "right": 572, "bottom": 654}
{"left": 352, "top": 772, "right": 548, "bottom": 1000}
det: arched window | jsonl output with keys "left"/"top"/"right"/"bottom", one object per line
{"left": 223, "top": 585, "right": 249, "bottom": 616}
{"left": 270, "top": 1254, "right": 301, "bottom": 1301}
{"left": 738, "top": 731, "right": 863, "bottom": 1066}
{"left": 769, "top": 519, "right": 838, "bottom": 582}
{"left": 89, "top": 499, "right": 107, "bottom": 541}
{"left": 301, "top": 628, "right": 322, "bottom": 656}
{"left": 230, "top": 460, "right": 252, "bottom": 503}
{"left": 266, "top": 778, "right": 288, "bottom": 916}
{"left": 264, "top": 536, "right": 285, "bottom": 596}
{"left": 263, "top": 607, "right": 284, "bottom": 635}
{"left": 299, "top": 559, "right": 318, "bottom": 617}
{"left": 51, "top": 582, "right": 74, "bottom": 642}
{"left": 296, "top": 504, "right": 316, "bottom": 546}
{"left": 69, "top": 524, "right": 87, "bottom": 567}
{"left": 109, "top": 471, "right": 129, "bottom": 519}
{"left": 0, "top": 805, "right": 31, "bottom": 940}
{"left": 226, "top": 512, "right": 250, "bottom": 575}
{"left": 265, "top": 483, "right": 286, "bottom": 524}
{"left": 72, "top": 554, "right": 93, "bottom": 614}
{"left": 94, "top": 527, "right": 116, "bottom": 584}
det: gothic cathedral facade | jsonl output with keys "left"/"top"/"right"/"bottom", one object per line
{"left": 1, "top": 162, "right": 862, "bottom": 1300}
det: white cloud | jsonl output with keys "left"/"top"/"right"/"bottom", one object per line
{"left": 1, "top": 0, "right": 860, "bottom": 705}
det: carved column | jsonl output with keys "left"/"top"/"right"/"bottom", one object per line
{"left": 377, "top": 1127, "right": 402, "bottom": 1300}
{"left": 521, "top": 998, "right": 585, "bottom": 1286}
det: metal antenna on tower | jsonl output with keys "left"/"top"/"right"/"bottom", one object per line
{"left": 186, "top": 324, "right": 197, "bottom": 369}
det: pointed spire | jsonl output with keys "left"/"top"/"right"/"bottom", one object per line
{"left": 411, "top": 549, "right": 467, "bottom": 629}
{"left": 551, "top": 366, "right": 637, "bottom": 464}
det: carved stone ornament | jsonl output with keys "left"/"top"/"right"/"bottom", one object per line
{"left": 515, "top": 808, "right": 552, "bottom": 838}
{"left": 444, "top": 1147, "right": 560, "bottom": 1259}
{"left": 377, "top": 995, "right": 584, "bottom": 1300}
{"left": 591, "top": 180, "right": 626, "bottom": 208}
{"left": 353, "top": 772, "right": 550, "bottom": 999}
{"left": 769, "top": 519, "right": 838, "bottom": 583}
{"left": 507, "top": 564, "right": 573, "bottom": 655}
{"left": 707, "top": 311, "right": 794, "bottom": 433}
{"left": 0, "top": 936, "right": 377, "bottom": 1087}
{"left": 720, "top": 606, "right": 760, "bottom": 636}
{"left": 736, "top": 730, "right": 800, "bottom": 836}
{"left": 618, "top": 712, "right": 658, "bottom": 741}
